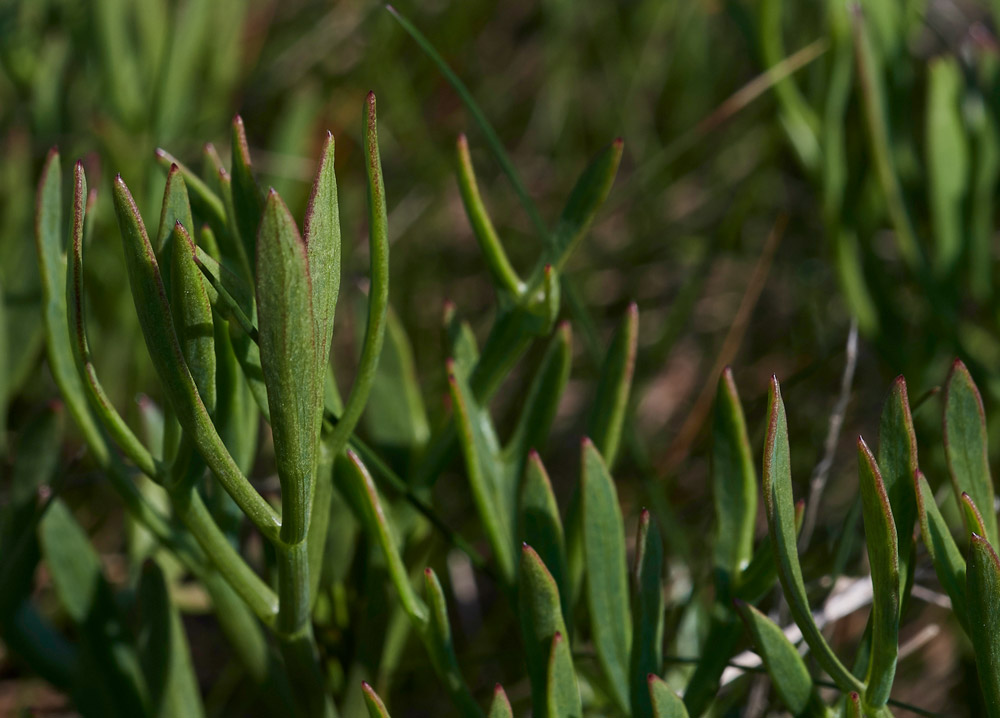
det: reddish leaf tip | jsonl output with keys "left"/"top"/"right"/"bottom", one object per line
{"left": 647, "top": 673, "right": 657, "bottom": 684}
{"left": 528, "top": 448, "right": 540, "bottom": 459}
{"left": 612, "top": 137, "right": 624, "bottom": 148}
{"left": 424, "top": 567, "right": 432, "bottom": 575}
{"left": 46, "top": 399, "right": 64, "bottom": 413}
{"left": 553, "top": 631, "right": 563, "bottom": 641}
{"left": 640, "top": 507, "right": 650, "bottom": 520}
{"left": 581, "top": 436, "right": 593, "bottom": 447}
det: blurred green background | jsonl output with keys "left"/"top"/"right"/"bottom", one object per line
{"left": 4, "top": 0, "right": 1000, "bottom": 714}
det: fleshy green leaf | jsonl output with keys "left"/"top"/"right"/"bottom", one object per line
{"left": 455, "top": 134, "right": 524, "bottom": 297}
{"left": 548, "top": 139, "right": 624, "bottom": 271}
{"left": 857, "top": 437, "right": 899, "bottom": 709}
{"left": 581, "top": 438, "right": 631, "bottom": 712}
{"left": 155, "top": 164, "right": 195, "bottom": 290}
{"left": 735, "top": 601, "right": 825, "bottom": 717}
{"left": 649, "top": 675, "right": 689, "bottom": 718}
{"left": 343, "top": 450, "right": 428, "bottom": 626}
{"left": 712, "top": 367, "right": 757, "bottom": 598}
{"left": 876, "top": 377, "right": 918, "bottom": 596}
{"left": 448, "top": 360, "right": 515, "bottom": 584}
{"left": 546, "top": 632, "right": 581, "bottom": 718}
{"left": 914, "top": 471, "right": 967, "bottom": 627}
{"left": 763, "top": 377, "right": 862, "bottom": 694}
{"left": 137, "top": 560, "right": 205, "bottom": 718}
{"left": 170, "top": 223, "right": 217, "bottom": 415}
{"left": 323, "top": 92, "right": 391, "bottom": 462}
{"left": 256, "top": 188, "right": 319, "bottom": 544}
{"left": 487, "top": 684, "right": 512, "bottom": 718}
{"left": 113, "top": 175, "right": 279, "bottom": 540}
{"left": 362, "top": 681, "right": 392, "bottom": 718}
{"left": 420, "top": 568, "right": 482, "bottom": 717}
{"left": 587, "top": 303, "right": 638, "bottom": 469}
{"left": 303, "top": 131, "right": 340, "bottom": 384}
{"left": 630, "top": 509, "right": 664, "bottom": 718}
{"left": 505, "top": 322, "right": 572, "bottom": 475}
{"left": 231, "top": 115, "right": 264, "bottom": 271}
{"left": 968, "top": 534, "right": 1000, "bottom": 717}
{"left": 520, "top": 544, "right": 568, "bottom": 717}
{"left": 944, "top": 360, "right": 997, "bottom": 547}
{"left": 519, "top": 452, "right": 568, "bottom": 622}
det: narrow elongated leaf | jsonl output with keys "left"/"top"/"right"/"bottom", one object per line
{"left": 449, "top": 361, "right": 515, "bottom": 583}
{"left": 344, "top": 450, "right": 428, "bottom": 625}
{"left": 519, "top": 452, "right": 568, "bottom": 621}
{"left": 944, "top": 360, "right": 997, "bottom": 546}
{"left": 113, "top": 175, "right": 279, "bottom": 539}
{"left": 649, "top": 675, "right": 689, "bottom": 718}
{"left": 520, "top": 544, "right": 568, "bottom": 716}
{"left": 587, "top": 303, "right": 638, "bottom": 468}
{"left": 914, "top": 472, "right": 967, "bottom": 627}
{"left": 877, "top": 377, "right": 918, "bottom": 595}
{"left": 763, "top": 377, "right": 862, "bottom": 693}
{"left": 735, "top": 601, "right": 825, "bottom": 717}
{"left": 324, "top": 93, "right": 390, "bottom": 461}
{"left": 548, "top": 139, "right": 624, "bottom": 270}
{"left": 137, "top": 560, "right": 205, "bottom": 718}
{"left": 712, "top": 367, "right": 757, "bottom": 598}
{"left": 155, "top": 165, "right": 195, "bottom": 289}
{"left": 362, "top": 682, "right": 392, "bottom": 718}
{"left": 303, "top": 131, "right": 340, "bottom": 382}
{"left": 857, "top": 438, "right": 899, "bottom": 709}
{"left": 968, "top": 534, "right": 1000, "bottom": 716}
{"left": 256, "top": 189, "right": 318, "bottom": 544}
{"left": 455, "top": 134, "right": 524, "bottom": 296}
{"left": 171, "top": 223, "right": 216, "bottom": 414}
{"left": 231, "top": 116, "right": 264, "bottom": 269}
{"left": 421, "top": 568, "right": 482, "bottom": 717}
{"left": 581, "top": 438, "right": 631, "bottom": 712}
{"left": 487, "top": 684, "right": 512, "bottom": 718}
{"left": 153, "top": 149, "right": 228, "bottom": 238}
{"left": 631, "top": 509, "right": 664, "bottom": 718}
{"left": 68, "top": 163, "right": 159, "bottom": 479}
{"left": 546, "top": 632, "right": 581, "bottom": 718}
{"left": 505, "top": 322, "right": 572, "bottom": 474}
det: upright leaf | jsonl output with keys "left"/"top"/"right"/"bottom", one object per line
{"left": 914, "top": 472, "right": 967, "bottom": 627}
{"left": 519, "top": 452, "right": 568, "bottom": 621}
{"left": 712, "top": 367, "right": 757, "bottom": 598}
{"left": 303, "top": 131, "right": 341, "bottom": 384}
{"left": 876, "top": 377, "right": 918, "bottom": 594}
{"left": 546, "top": 632, "right": 581, "bottom": 718}
{"left": 857, "top": 438, "right": 899, "bottom": 709}
{"left": 631, "top": 509, "right": 664, "bottom": 718}
{"left": 520, "top": 544, "right": 569, "bottom": 718}
{"left": 763, "top": 377, "right": 862, "bottom": 694}
{"left": 587, "top": 303, "right": 638, "bottom": 468}
{"left": 548, "top": 139, "right": 624, "bottom": 270}
{"left": 968, "top": 534, "right": 1000, "bottom": 717}
{"left": 170, "top": 223, "right": 217, "bottom": 415}
{"left": 944, "top": 360, "right": 997, "bottom": 546}
{"left": 581, "top": 439, "right": 631, "bottom": 712}
{"left": 231, "top": 116, "right": 264, "bottom": 269}
{"left": 256, "top": 189, "right": 318, "bottom": 544}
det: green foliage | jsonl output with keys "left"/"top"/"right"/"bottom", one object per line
{"left": 8, "top": 3, "right": 1000, "bottom": 717}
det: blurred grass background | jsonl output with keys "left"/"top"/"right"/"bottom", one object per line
{"left": 3, "top": 0, "right": 1000, "bottom": 713}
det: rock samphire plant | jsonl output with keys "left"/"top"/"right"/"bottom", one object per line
{"left": 8, "top": 13, "right": 1000, "bottom": 718}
